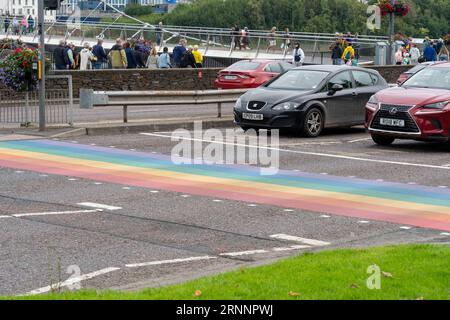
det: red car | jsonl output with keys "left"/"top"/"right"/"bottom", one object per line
{"left": 215, "top": 60, "right": 294, "bottom": 89}
{"left": 396, "top": 61, "right": 445, "bottom": 85}
{"left": 366, "top": 62, "right": 450, "bottom": 148}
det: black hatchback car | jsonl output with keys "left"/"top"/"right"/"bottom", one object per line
{"left": 234, "top": 65, "right": 388, "bottom": 137}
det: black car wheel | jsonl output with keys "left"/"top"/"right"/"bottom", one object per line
{"left": 302, "top": 108, "right": 324, "bottom": 137}
{"left": 371, "top": 134, "right": 395, "bottom": 146}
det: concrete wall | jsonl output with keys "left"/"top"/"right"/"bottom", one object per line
{"left": 47, "top": 65, "right": 413, "bottom": 98}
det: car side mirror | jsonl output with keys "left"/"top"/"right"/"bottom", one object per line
{"left": 328, "top": 84, "right": 344, "bottom": 95}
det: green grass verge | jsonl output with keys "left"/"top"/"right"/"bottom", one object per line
{"left": 7, "top": 244, "right": 450, "bottom": 300}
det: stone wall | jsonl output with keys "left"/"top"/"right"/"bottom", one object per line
{"left": 45, "top": 65, "right": 413, "bottom": 98}
{"left": 50, "top": 68, "right": 222, "bottom": 98}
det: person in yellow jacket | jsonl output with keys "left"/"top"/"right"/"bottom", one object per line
{"left": 192, "top": 45, "right": 203, "bottom": 68}
{"left": 108, "top": 38, "right": 127, "bottom": 69}
{"left": 341, "top": 41, "right": 355, "bottom": 65}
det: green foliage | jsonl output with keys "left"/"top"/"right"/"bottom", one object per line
{"left": 123, "top": 0, "right": 450, "bottom": 38}
{"left": 124, "top": 4, "right": 155, "bottom": 16}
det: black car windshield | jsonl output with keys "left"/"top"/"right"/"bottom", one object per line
{"left": 403, "top": 68, "right": 450, "bottom": 90}
{"left": 266, "top": 70, "right": 330, "bottom": 90}
{"left": 228, "top": 61, "right": 261, "bottom": 71}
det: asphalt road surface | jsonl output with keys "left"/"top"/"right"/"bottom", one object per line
{"left": 0, "top": 127, "right": 449, "bottom": 296}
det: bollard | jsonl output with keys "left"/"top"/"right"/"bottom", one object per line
{"left": 217, "top": 102, "right": 222, "bottom": 118}
{"left": 123, "top": 105, "right": 128, "bottom": 123}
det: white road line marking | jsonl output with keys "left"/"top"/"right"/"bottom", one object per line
{"left": 140, "top": 133, "right": 450, "bottom": 171}
{"left": 438, "top": 186, "right": 448, "bottom": 189}
{"left": 440, "top": 232, "right": 450, "bottom": 236}
{"left": 213, "top": 199, "right": 223, "bottom": 202}
{"left": 400, "top": 226, "right": 412, "bottom": 230}
{"left": 181, "top": 195, "right": 191, "bottom": 198}
{"left": 283, "top": 209, "right": 294, "bottom": 212}
{"left": 270, "top": 234, "right": 330, "bottom": 246}
{"left": 272, "top": 245, "right": 310, "bottom": 252}
{"left": 247, "top": 204, "right": 257, "bottom": 207}
{"left": 320, "top": 215, "right": 331, "bottom": 218}
{"left": 68, "top": 178, "right": 78, "bottom": 181}
{"left": 109, "top": 146, "right": 116, "bottom": 148}
{"left": 0, "top": 209, "right": 102, "bottom": 220}
{"left": 15, "top": 171, "right": 24, "bottom": 173}
{"left": 220, "top": 250, "right": 268, "bottom": 257}
{"left": 126, "top": 256, "right": 217, "bottom": 268}
{"left": 90, "top": 143, "right": 96, "bottom": 146}
{"left": 150, "top": 190, "right": 159, "bottom": 193}
{"left": 122, "top": 187, "right": 131, "bottom": 190}
{"left": 39, "top": 174, "right": 48, "bottom": 177}
{"left": 94, "top": 182, "right": 103, "bottom": 185}
{"left": 358, "top": 221, "right": 370, "bottom": 224}
{"left": 408, "top": 182, "right": 417, "bottom": 185}
{"left": 348, "top": 138, "right": 371, "bottom": 143}
{"left": 77, "top": 202, "right": 122, "bottom": 211}
{"left": 23, "top": 267, "right": 120, "bottom": 295}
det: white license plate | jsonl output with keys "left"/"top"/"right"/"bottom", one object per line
{"left": 380, "top": 118, "right": 405, "bottom": 127}
{"left": 242, "top": 113, "right": 264, "bottom": 121}
{"left": 224, "top": 75, "right": 238, "bottom": 80}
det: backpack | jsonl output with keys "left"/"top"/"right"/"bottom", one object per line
{"left": 180, "top": 51, "right": 190, "bottom": 68}
{"left": 294, "top": 49, "right": 301, "bottom": 62}
{"left": 345, "top": 50, "right": 351, "bottom": 60}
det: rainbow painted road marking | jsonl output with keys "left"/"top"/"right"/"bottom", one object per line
{"left": 0, "top": 139, "right": 450, "bottom": 231}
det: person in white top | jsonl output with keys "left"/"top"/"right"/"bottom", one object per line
{"left": 292, "top": 43, "right": 305, "bottom": 67}
{"left": 79, "top": 42, "right": 94, "bottom": 71}
{"left": 409, "top": 44, "right": 421, "bottom": 65}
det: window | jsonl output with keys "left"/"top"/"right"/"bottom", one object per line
{"left": 370, "top": 74, "right": 379, "bottom": 85}
{"left": 265, "top": 63, "right": 282, "bottom": 73}
{"left": 353, "top": 71, "right": 374, "bottom": 87}
{"left": 328, "top": 71, "right": 353, "bottom": 90}
{"left": 266, "top": 70, "right": 330, "bottom": 90}
{"left": 229, "top": 61, "right": 260, "bottom": 71}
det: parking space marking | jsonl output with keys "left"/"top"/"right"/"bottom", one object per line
{"left": 126, "top": 256, "right": 217, "bottom": 268}
{"left": 269, "top": 234, "right": 330, "bottom": 246}
{"left": 23, "top": 267, "right": 120, "bottom": 295}
{"left": 272, "top": 245, "right": 310, "bottom": 252}
{"left": 77, "top": 202, "right": 122, "bottom": 211}
{"left": 140, "top": 132, "right": 450, "bottom": 171}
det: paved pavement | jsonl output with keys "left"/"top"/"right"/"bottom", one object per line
{"left": 0, "top": 127, "right": 449, "bottom": 296}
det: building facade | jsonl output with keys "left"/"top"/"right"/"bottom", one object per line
{"left": 1, "top": 0, "right": 57, "bottom": 20}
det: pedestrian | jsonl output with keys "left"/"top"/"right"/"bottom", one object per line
{"left": 108, "top": 38, "right": 127, "bottom": 69}
{"left": 436, "top": 39, "right": 444, "bottom": 55}
{"left": 409, "top": 43, "right": 421, "bottom": 64}
{"left": 124, "top": 42, "right": 137, "bottom": 69}
{"left": 341, "top": 41, "right": 355, "bottom": 65}
{"left": 330, "top": 38, "right": 343, "bottom": 65}
{"left": 438, "top": 45, "right": 449, "bottom": 61}
{"left": 12, "top": 16, "right": 19, "bottom": 35}
{"left": 134, "top": 46, "right": 146, "bottom": 68}
{"left": 155, "top": 22, "right": 163, "bottom": 46}
{"left": 180, "top": 46, "right": 196, "bottom": 68}
{"left": 92, "top": 39, "right": 107, "bottom": 69}
{"left": 292, "top": 43, "right": 305, "bottom": 67}
{"left": 146, "top": 47, "right": 159, "bottom": 69}
{"left": 158, "top": 47, "right": 172, "bottom": 69}
{"left": 79, "top": 42, "right": 94, "bottom": 71}
{"left": 267, "top": 27, "right": 277, "bottom": 53}
{"left": 282, "top": 28, "right": 291, "bottom": 51}
{"left": 240, "top": 27, "right": 250, "bottom": 50}
{"left": 4, "top": 15, "right": 10, "bottom": 33}
{"left": 231, "top": 25, "right": 240, "bottom": 50}
{"left": 27, "top": 15, "right": 34, "bottom": 33}
{"left": 423, "top": 42, "right": 437, "bottom": 62}
{"left": 192, "top": 45, "right": 203, "bottom": 68}
{"left": 352, "top": 33, "right": 360, "bottom": 66}
{"left": 172, "top": 39, "right": 187, "bottom": 68}
{"left": 21, "top": 16, "right": 28, "bottom": 35}
{"left": 394, "top": 47, "right": 404, "bottom": 65}
{"left": 53, "top": 40, "right": 69, "bottom": 70}
{"left": 66, "top": 43, "right": 76, "bottom": 69}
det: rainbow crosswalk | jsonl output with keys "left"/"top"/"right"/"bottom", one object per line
{"left": 0, "top": 139, "right": 450, "bottom": 231}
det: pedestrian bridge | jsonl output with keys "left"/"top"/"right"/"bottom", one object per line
{"left": 0, "top": 12, "right": 388, "bottom": 64}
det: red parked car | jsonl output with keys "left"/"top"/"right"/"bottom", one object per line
{"left": 366, "top": 62, "right": 450, "bottom": 148}
{"left": 396, "top": 61, "right": 445, "bottom": 85}
{"left": 215, "top": 60, "right": 294, "bottom": 89}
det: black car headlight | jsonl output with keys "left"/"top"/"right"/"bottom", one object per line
{"left": 422, "top": 101, "right": 449, "bottom": 109}
{"left": 272, "top": 102, "right": 299, "bottom": 111}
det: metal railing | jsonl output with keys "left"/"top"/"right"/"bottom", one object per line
{"left": 0, "top": 75, "right": 73, "bottom": 126}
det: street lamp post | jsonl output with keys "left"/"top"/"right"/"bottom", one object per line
{"left": 388, "top": 0, "right": 396, "bottom": 65}
{"left": 38, "top": 0, "right": 46, "bottom": 131}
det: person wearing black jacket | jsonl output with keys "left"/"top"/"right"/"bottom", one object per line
{"left": 4, "top": 16, "right": 10, "bottom": 33}
{"left": 180, "top": 46, "right": 196, "bottom": 68}
{"left": 53, "top": 40, "right": 69, "bottom": 70}
{"left": 134, "top": 46, "right": 145, "bottom": 68}
{"left": 330, "top": 39, "right": 343, "bottom": 65}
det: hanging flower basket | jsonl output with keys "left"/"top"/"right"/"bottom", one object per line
{"left": 0, "top": 46, "right": 39, "bottom": 92}
{"left": 378, "top": 0, "right": 410, "bottom": 17}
